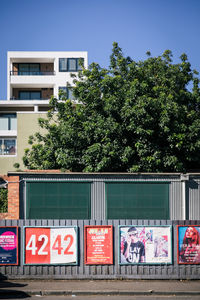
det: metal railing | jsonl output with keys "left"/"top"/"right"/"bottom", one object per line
{"left": 10, "top": 97, "right": 50, "bottom": 101}
{"left": 10, "top": 71, "right": 55, "bottom": 76}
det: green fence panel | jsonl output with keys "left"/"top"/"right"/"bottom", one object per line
{"left": 26, "top": 181, "right": 91, "bottom": 219}
{"left": 105, "top": 182, "right": 169, "bottom": 219}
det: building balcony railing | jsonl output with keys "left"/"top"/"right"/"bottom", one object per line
{"left": 10, "top": 71, "right": 55, "bottom": 76}
{"left": 10, "top": 97, "right": 50, "bottom": 101}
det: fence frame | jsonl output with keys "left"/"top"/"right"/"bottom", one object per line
{"left": 0, "top": 219, "right": 199, "bottom": 280}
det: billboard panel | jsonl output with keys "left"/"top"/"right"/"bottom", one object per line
{"left": 177, "top": 225, "right": 200, "bottom": 264}
{"left": 0, "top": 227, "right": 18, "bottom": 265}
{"left": 119, "top": 226, "right": 172, "bottom": 264}
{"left": 24, "top": 226, "right": 78, "bottom": 265}
{"left": 84, "top": 225, "right": 113, "bottom": 264}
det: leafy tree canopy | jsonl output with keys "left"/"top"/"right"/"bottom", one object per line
{"left": 23, "top": 43, "right": 200, "bottom": 172}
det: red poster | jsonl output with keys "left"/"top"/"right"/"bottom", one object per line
{"left": 24, "top": 227, "right": 78, "bottom": 265}
{"left": 25, "top": 227, "right": 50, "bottom": 264}
{"left": 84, "top": 225, "right": 113, "bottom": 265}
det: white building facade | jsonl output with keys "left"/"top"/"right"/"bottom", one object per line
{"left": 7, "top": 51, "right": 88, "bottom": 102}
{"left": 0, "top": 51, "right": 88, "bottom": 173}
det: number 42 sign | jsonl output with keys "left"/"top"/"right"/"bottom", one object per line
{"left": 24, "top": 227, "right": 78, "bottom": 265}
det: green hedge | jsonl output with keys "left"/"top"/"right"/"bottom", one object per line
{"left": 0, "top": 189, "right": 8, "bottom": 213}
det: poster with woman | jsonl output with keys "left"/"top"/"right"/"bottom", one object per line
{"left": 177, "top": 225, "right": 200, "bottom": 264}
{"left": 119, "top": 226, "right": 172, "bottom": 264}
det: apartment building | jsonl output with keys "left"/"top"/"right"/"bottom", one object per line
{"left": 0, "top": 51, "right": 88, "bottom": 174}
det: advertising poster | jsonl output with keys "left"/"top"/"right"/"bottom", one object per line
{"left": 24, "top": 226, "right": 78, "bottom": 265}
{"left": 177, "top": 225, "right": 200, "bottom": 264}
{"left": 0, "top": 227, "right": 18, "bottom": 265}
{"left": 119, "top": 226, "right": 172, "bottom": 264}
{"left": 84, "top": 225, "right": 113, "bottom": 264}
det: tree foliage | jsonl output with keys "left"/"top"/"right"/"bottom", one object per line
{"left": 23, "top": 43, "right": 200, "bottom": 172}
{"left": 0, "top": 189, "right": 8, "bottom": 213}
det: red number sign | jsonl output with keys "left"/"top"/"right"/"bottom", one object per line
{"left": 84, "top": 225, "right": 113, "bottom": 265}
{"left": 24, "top": 227, "right": 77, "bottom": 265}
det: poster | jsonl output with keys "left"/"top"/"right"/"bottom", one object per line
{"left": 0, "top": 227, "right": 18, "bottom": 265}
{"left": 177, "top": 225, "right": 200, "bottom": 264}
{"left": 119, "top": 226, "right": 172, "bottom": 264}
{"left": 84, "top": 225, "right": 113, "bottom": 264}
{"left": 24, "top": 226, "right": 78, "bottom": 265}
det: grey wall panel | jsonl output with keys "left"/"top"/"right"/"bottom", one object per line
{"left": 91, "top": 181, "right": 105, "bottom": 220}
{"left": 170, "top": 181, "right": 182, "bottom": 220}
{"left": 0, "top": 219, "right": 200, "bottom": 279}
{"left": 187, "top": 178, "right": 200, "bottom": 220}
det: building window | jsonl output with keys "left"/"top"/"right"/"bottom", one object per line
{"left": 59, "top": 87, "right": 75, "bottom": 100}
{"left": 67, "top": 58, "right": 77, "bottom": 71}
{"left": 0, "top": 138, "right": 16, "bottom": 155}
{"left": 0, "top": 114, "right": 17, "bottom": 130}
{"left": 59, "top": 58, "right": 84, "bottom": 72}
{"left": 77, "top": 58, "right": 84, "bottom": 71}
{"left": 18, "top": 63, "right": 40, "bottom": 75}
{"left": 59, "top": 58, "right": 68, "bottom": 72}
{"left": 19, "top": 91, "right": 41, "bottom": 100}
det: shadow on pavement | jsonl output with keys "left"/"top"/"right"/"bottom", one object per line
{"left": 0, "top": 291, "right": 31, "bottom": 299}
{"left": 0, "top": 274, "right": 30, "bottom": 299}
{"left": 0, "top": 281, "right": 27, "bottom": 288}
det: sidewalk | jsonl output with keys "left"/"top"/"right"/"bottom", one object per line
{"left": 0, "top": 279, "right": 200, "bottom": 297}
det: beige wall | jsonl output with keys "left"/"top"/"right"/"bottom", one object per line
{"left": 0, "top": 113, "right": 47, "bottom": 174}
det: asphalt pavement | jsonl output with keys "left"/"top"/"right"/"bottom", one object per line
{"left": 0, "top": 279, "right": 200, "bottom": 297}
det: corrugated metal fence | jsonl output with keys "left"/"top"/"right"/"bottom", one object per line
{"left": 0, "top": 219, "right": 199, "bottom": 280}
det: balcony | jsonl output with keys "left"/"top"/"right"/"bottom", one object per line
{"left": 12, "top": 63, "right": 54, "bottom": 74}
{"left": 10, "top": 71, "right": 55, "bottom": 76}
{"left": 11, "top": 88, "right": 53, "bottom": 101}
{"left": 10, "top": 63, "right": 55, "bottom": 85}
{"left": 10, "top": 97, "right": 50, "bottom": 101}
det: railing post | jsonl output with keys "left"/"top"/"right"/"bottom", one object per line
{"left": 180, "top": 174, "right": 189, "bottom": 220}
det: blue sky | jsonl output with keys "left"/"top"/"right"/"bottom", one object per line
{"left": 0, "top": 0, "right": 200, "bottom": 99}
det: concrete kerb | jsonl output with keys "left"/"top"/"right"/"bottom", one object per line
{"left": 1, "top": 289, "right": 200, "bottom": 297}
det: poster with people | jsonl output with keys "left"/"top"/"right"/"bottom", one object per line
{"left": 0, "top": 227, "right": 18, "bottom": 265}
{"left": 177, "top": 225, "right": 200, "bottom": 264}
{"left": 119, "top": 226, "right": 172, "bottom": 264}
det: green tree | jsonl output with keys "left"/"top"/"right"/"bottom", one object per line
{"left": 23, "top": 43, "right": 200, "bottom": 172}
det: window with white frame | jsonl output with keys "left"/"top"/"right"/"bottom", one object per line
{"left": 0, "top": 138, "right": 16, "bottom": 155}
{"left": 0, "top": 114, "right": 17, "bottom": 131}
